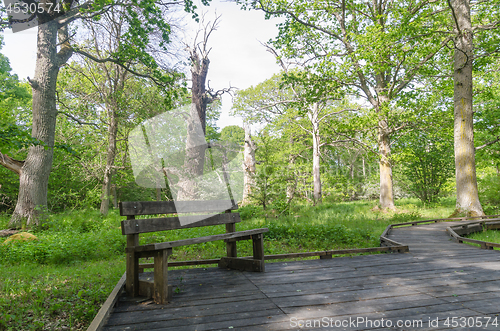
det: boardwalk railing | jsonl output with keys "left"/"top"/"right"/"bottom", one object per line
{"left": 446, "top": 219, "right": 500, "bottom": 250}
{"left": 380, "top": 214, "right": 500, "bottom": 249}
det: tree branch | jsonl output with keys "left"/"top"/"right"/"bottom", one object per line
{"left": 0, "top": 153, "right": 24, "bottom": 176}
{"left": 476, "top": 137, "right": 500, "bottom": 150}
{"left": 73, "top": 48, "right": 169, "bottom": 87}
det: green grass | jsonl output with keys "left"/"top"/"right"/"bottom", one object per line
{"left": 0, "top": 257, "right": 124, "bottom": 331}
{"left": 0, "top": 198, "right": 456, "bottom": 330}
{"left": 467, "top": 229, "right": 500, "bottom": 245}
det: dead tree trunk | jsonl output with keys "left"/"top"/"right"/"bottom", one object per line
{"left": 177, "top": 16, "right": 228, "bottom": 201}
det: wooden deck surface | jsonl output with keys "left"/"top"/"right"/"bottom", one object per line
{"left": 102, "top": 221, "right": 500, "bottom": 330}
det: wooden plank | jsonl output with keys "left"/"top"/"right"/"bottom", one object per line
{"left": 136, "top": 243, "right": 407, "bottom": 269}
{"left": 219, "top": 257, "right": 265, "bottom": 272}
{"left": 121, "top": 213, "right": 241, "bottom": 234}
{"left": 380, "top": 236, "right": 406, "bottom": 247}
{"left": 139, "top": 258, "right": 221, "bottom": 269}
{"left": 225, "top": 220, "right": 237, "bottom": 258}
{"left": 153, "top": 249, "right": 171, "bottom": 304}
{"left": 128, "top": 228, "right": 269, "bottom": 252}
{"left": 230, "top": 245, "right": 408, "bottom": 261}
{"left": 119, "top": 200, "right": 237, "bottom": 216}
{"left": 138, "top": 279, "right": 153, "bottom": 298}
{"left": 252, "top": 233, "right": 265, "bottom": 261}
{"left": 125, "top": 233, "right": 139, "bottom": 297}
{"left": 380, "top": 224, "right": 392, "bottom": 238}
{"left": 86, "top": 272, "right": 126, "bottom": 331}
{"left": 390, "top": 215, "right": 500, "bottom": 228}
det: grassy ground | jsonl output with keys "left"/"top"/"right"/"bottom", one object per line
{"left": 466, "top": 228, "right": 500, "bottom": 245}
{"left": 0, "top": 198, "right": 456, "bottom": 331}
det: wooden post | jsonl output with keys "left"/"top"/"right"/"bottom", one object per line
{"left": 225, "top": 210, "right": 237, "bottom": 258}
{"left": 126, "top": 232, "right": 139, "bottom": 297}
{"left": 153, "top": 248, "right": 172, "bottom": 304}
{"left": 252, "top": 233, "right": 265, "bottom": 272}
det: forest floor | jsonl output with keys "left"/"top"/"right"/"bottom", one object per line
{"left": 0, "top": 198, "right": 461, "bottom": 331}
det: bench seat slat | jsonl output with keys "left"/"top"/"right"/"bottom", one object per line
{"left": 120, "top": 200, "right": 238, "bottom": 216}
{"left": 122, "top": 213, "right": 241, "bottom": 235}
{"left": 127, "top": 228, "right": 269, "bottom": 252}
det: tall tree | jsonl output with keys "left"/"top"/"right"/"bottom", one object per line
{"left": 2, "top": 0, "right": 189, "bottom": 226}
{"left": 446, "top": 0, "right": 500, "bottom": 215}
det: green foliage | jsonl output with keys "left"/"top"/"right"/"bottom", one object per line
{"left": 246, "top": 131, "right": 288, "bottom": 209}
{"left": 220, "top": 125, "right": 245, "bottom": 146}
{"left": 205, "top": 99, "right": 222, "bottom": 142}
{"left": 0, "top": 258, "right": 124, "bottom": 331}
{"left": 478, "top": 171, "right": 500, "bottom": 215}
{"left": 0, "top": 41, "right": 32, "bottom": 154}
{"left": 0, "top": 198, "right": 456, "bottom": 330}
{"left": 0, "top": 210, "right": 125, "bottom": 265}
{"left": 394, "top": 125, "right": 455, "bottom": 203}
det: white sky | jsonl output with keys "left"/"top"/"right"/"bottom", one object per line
{"left": 1, "top": 0, "right": 282, "bottom": 128}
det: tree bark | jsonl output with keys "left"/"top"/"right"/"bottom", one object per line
{"left": 100, "top": 105, "right": 118, "bottom": 215}
{"left": 378, "top": 117, "right": 395, "bottom": 209}
{"left": 10, "top": 21, "right": 72, "bottom": 227}
{"left": 309, "top": 103, "right": 322, "bottom": 205}
{"left": 451, "top": 0, "right": 484, "bottom": 216}
{"left": 242, "top": 123, "right": 256, "bottom": 205}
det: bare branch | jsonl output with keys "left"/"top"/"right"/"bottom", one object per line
{"left": 476, "top": 137, "right": 500, "bottom": 150}
{"left": 73, "top": 48, "right": 168, "bottom": 87}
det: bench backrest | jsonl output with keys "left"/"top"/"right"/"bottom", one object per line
{"left": 119, "top": 200, "right": 240, "bottom": 235}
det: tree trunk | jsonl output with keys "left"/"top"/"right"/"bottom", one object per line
{"left": 378, "top": 117, "right": 395, "bottom": 209}
{"left": 286, "top": 136, "right": 297, "bottom": 204}
{"left": 242, "top": 123, "right": 256, "bottom": 205}
{"left": 451, "top": 0, "right": 484, "bottom": 216}
{"left": 100, "top": 106, "right": 118, "bottom": 215}
{"left": 310, "top": 103, "right": 322, "bottom": 205}
{"left": 362, "top": 156, "right": 366, "bottom": 177}
{"left": 177, "top": 104, "right": 208, "bottom": 200}
{"left": 112, "top": 184, "right": 118, "bottom": 208}
{"left": 177, "top": 42, "right": 213, "bottom": 201}
{"left": 10, "top": 21, "right": 71, "bottom": 227}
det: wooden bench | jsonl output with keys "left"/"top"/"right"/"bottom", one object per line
{"left": 119, "top": 200, "right": 268, "bottom": 304}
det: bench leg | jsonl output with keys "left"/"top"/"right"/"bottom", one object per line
{"left": 252, "top": 233, "right": 265, "bottom": 272}
{"left": 226, "top": 223, "right": 237, "bottom": 257}
{"left": 154, "top": 249, "right": 172, "bottom": 304}
{"left": 126, "top": 235, "right": 139, "bottom": 297}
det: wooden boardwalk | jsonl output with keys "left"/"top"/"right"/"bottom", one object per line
{"left": 102, "top": 221, "right": 500, "bottom": 330}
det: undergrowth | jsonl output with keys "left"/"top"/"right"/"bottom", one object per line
{"left": 0, "top": 198, "right": 455, "bottom": 330}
